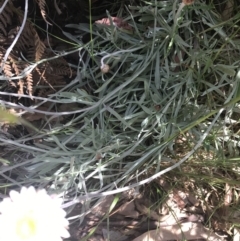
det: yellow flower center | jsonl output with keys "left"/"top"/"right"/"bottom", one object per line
{"left": 16, "top": 213, "right": 37, "bottom": 240}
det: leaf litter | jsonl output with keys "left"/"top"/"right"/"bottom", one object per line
{"left": 69, "top": 166, "right": 235, "bottom": 241}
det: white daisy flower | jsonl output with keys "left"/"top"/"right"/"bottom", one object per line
{"left": 0, "top": 186, "right": 70, "bottom": 241}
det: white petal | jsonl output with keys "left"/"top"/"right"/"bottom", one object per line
{"left": 20, "top": 186, "right": 28, "bottom": 195}
{"left": 9, "top": 190, "right": 20, "bottom": 201}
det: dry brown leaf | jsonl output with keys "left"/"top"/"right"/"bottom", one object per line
{"left": 173, "top": 189, "right": 188, "bottom": 209}
{"left": 95, "top": 17, "right": 133, "bottom": 32}
{"left": 132, "top": 222, "right": 223, "bottom": 241}
{"left": 88, "top": 195, "right": 115, "bottom": 218}
{"left": 219, "top": 183, "right": 233, "bottom": 219}
{"left": 186, "top": 192, "right": 200, "bottom": 206}
{"left": 135, "top": 198, "right": 160, "bottom": 221}
{"left": 102, "top": 229, "right": 128, "bottom": 241}
{"left": 182, "top": 0, "right": 194, "bottom": 5}
{"left": 221, "top": 0, "right": 234, "bottom": 21}
{"left": 157, "top": 178, "right": 171, "bottom": 191}
{"left": 115, "top": 200, "right": 139, "bottom": 219}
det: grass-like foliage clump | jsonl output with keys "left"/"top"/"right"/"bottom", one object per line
{"left": 1, "top": 0, "right": 240, "bottom": 226}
